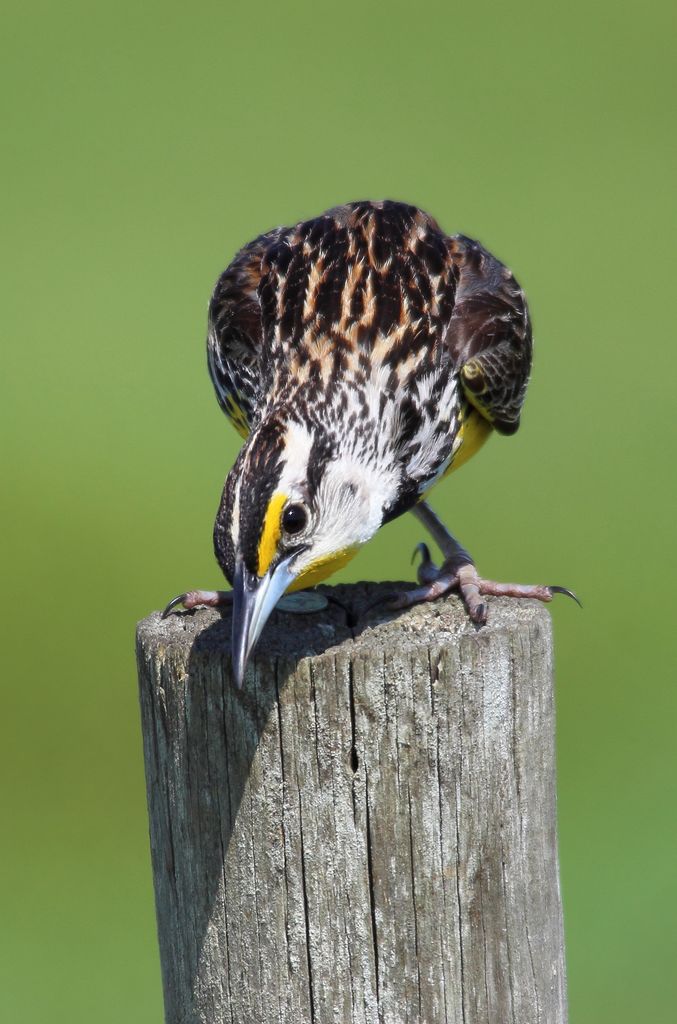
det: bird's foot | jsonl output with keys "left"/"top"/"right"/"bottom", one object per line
{"left": 161, "top": 588, "right": 330, "bottom": 619}
{"left": 161, "top": 590, "right": 233, "bottom": 619}
{"left": 371, "top": 543, "right": 580, "bottom": 626}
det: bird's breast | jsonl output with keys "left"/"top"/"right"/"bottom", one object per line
{"left": 443, "top": 406, "right": 493, "bottom": 476}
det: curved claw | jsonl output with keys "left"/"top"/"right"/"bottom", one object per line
{"left": 161, "top": 589, "right": 233, "bottom": 619}
{"left": 411, "top": 542, "right": 432, "bottom": 566}
{"left": 549, "top": 585, "right": 582, "bottom": 608}
{"left": 361, "top": 592, "right": 396, "bottom": 617}
{"left": 360, "top": 589, "right": 421, "bottom": 618}
{"left": 412, "top": 541, "right": 442, "bottom": 585}
{"left": 162, "top": 593, "right": 188, "bottom": 619}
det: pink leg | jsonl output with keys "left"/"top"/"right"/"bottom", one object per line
{"left": 161, "top": 590, "right": 233, "bottom": 619}
{"left": 373, "top": 503, "right": 579, "bottom": 625}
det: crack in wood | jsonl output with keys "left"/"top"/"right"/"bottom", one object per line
{"left": 364, "top": 770, "right": 381, "bottom": 1007}
{"left": 298, "top": 796, "right": 317, "bottom": 1024}
{"left": 136, "top": 585, "right": 566, "bottom": 1024}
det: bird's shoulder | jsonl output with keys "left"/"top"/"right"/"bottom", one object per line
{"left": 444, "top": 234, "right": 533, "bottom": 434}
{"left": 207, "top": 201, "right": 532, "bottom": 439}
{"left": 207, "top": 225, "right": 288, "bottom": 435}
{"left": 207, "top": 200, "right": 458, "bottom": 433}
{"left": 259, "top": 200, "right": 458, "bottom": 374}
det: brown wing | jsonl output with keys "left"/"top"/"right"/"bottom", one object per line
{"left": 445, "top": 235, "right": 533, "bottom": 435}
{"left": 207, "top": 226, "right": 288, "bottom": 437}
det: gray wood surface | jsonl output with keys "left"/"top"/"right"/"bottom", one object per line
{"left": 136, "top": 582, "right": 567, "bottom": 1024}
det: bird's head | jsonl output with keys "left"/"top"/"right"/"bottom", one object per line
{"left": 214, "top": 412, "right": 399, "bottom": 686}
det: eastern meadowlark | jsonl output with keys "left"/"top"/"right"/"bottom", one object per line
{"left": 164, "top": 200, "right": 575, "bottom": 686}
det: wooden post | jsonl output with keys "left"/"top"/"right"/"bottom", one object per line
{"left": 136, "top": 582, "right": 567, "bottom": 1024}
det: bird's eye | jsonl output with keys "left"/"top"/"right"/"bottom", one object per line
{"left": 282, "top": 503, "right": 307, "bottom": 536}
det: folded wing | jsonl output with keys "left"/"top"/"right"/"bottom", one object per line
{"left": 445, "top": 234, "right": 533, "bottom": 435}
{"left": 207, "top": 226, "right": 288, "bottom": 438}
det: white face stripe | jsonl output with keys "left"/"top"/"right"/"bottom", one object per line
{"left": 230, "top": 473, "right": 242, "bottom": 550}
{"left": 229, "top": 420, "right": 314, "bottom": 559}
{"left": 276, "top": 421, "right": 314, "bottom": 496}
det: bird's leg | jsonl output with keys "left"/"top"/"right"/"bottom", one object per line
{"left": 379, "top": 501, "right": 579, "bottom": 625}
{"left": 161, "top": 590, "right": 233, "bottom": 618}
{"left": 161, "top": 588, "right": 330, "bottom": 619}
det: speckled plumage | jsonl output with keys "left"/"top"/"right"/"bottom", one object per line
{"left": 208, "top": 200, "right": 532, "bottom": 581}
{"left": 162, "top": 200, "right": 579, "bottom": 686}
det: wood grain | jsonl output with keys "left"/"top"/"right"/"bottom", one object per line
{"left": 136, "top": 583, "right": 567, "bottom": 1024}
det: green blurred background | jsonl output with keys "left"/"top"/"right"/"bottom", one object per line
{"left": 2, "top": 0, "right": 675, "bottom": 1020}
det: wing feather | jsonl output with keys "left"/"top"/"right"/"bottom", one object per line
{"left": 207, "top": 226, "right": 287, "bottom": 437}
{"left": 444, "top": 235, "right": 533, "bottom": 434}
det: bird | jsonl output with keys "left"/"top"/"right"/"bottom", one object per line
{"left": 163, "top": 200, "right": 576, "bottom": 687}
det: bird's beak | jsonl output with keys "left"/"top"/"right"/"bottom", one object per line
{"left": 231, "top": 554, "right": 296, "bottom": 688}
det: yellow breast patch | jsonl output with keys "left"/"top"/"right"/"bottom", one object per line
{"left": 288, "top": 546, "right": 359, "bottom": 591}
{"left": 443, "top": 408, "right": 492, "bottom": 477}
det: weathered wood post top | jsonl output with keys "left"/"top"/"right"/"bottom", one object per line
{"left": 137, "top": 583, "right": 567, "bottom": 1024}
